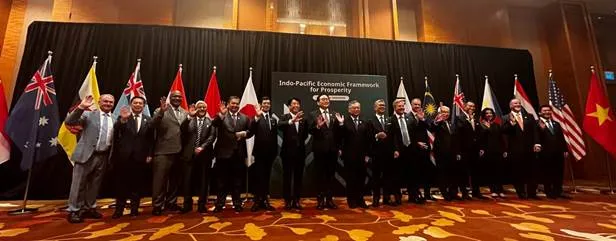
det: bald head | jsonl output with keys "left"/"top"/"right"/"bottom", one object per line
{"left": 99, "top": 94, "right": 115, "bottom": 113}
{"left": 170, "top": 90, "right": 183, "bottom": 108}
{"left": 411, "top": 98, "right": 422, "bottom": 113}
{"left": 509, "top": 98, "right": 522, "bottom": 112}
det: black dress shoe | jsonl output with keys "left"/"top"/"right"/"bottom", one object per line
{"left": 358, "top": 201, "right": 369, "bottom": 209}
{"left": 112, "top": 210, "right": 123, "bottom": 219}
{"left": 372, "top": 200, "right": 381, "bottom": 208}
{"left": 250, "top": 203, "right": 260, "bottom": 212}
{"left": 316, "top": 199, "right": 326, "bottom": 210}
{"left": 292, "top": 199, "right": 303, "bottom": 210}
{"left": 166, "top": 204, "right": 182, "bottom": 212}
{"left": 67, "top": 212, "right": 83, "bottom": 223}
{"left": 558, "top": 194, "right": 572, "bottom": 200}
{"left": 461, "top": 194, "right": 473, "bottom": 201}
{"left": 234, "top": 205, "right": 243, "bottom": 212}
{"left": 326, "top": 199, "right": 338, "bottom": 209}
{"left": 82, "top": 209, "right": 103, "bottom": 219}
{"left": 197, "top": 204, "right": 207, "bottom": 214}
{"left": 263, "top": 200, "right": 276, "bottom": 211}
{"left": 152, "top": 208, "right": 163, "bottom": 216}
{"left": 181, "top": 206, "right": 193, "bottom": 214}
{"left": 213, "top": 205, "right": 224, "bottom": 213}
{"left": 130, "top": 208, "right": 139, "bottom": 217}
{"left": 528, "top": 196, "right": 542, "bottom": 200}
{"left": 284, "top": 200, "right": 293, "bottom": 210}
{"left": 473, "top": 195, "right": 489, "bottom": 200}
{"left": 424, "top": 195, "right": 437, "bottom": 201}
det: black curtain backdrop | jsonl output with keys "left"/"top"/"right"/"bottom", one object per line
{"left": 0, "top": 21, "right": 537, "bottom": 200}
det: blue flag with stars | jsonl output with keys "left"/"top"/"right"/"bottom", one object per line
{"left": 5, "top": 54, "right": 60, "bottom": 171}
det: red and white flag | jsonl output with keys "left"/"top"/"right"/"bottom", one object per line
{"left": 204, "top": 68, "right": 221, "bottom": 119}
{"left": 514, "top": 75, "right": 537, "bottom": 119}
{"left": 166, "top": 64, "right": 189, "bottom": 110}
{"left": 0, "top": 80, "right": 10, "bottom": 164}
{"left": 240, "top": 69, "right": 258, "bottom": 167}
{"left": 548, "top": 72, "right": 586, "bottom": 161}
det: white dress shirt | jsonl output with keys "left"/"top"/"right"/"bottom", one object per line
{"left": 96, "top": 111, "right": 113, "bottom": 150}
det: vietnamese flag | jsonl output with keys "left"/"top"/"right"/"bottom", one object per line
{"left": 583, "top": 68, "right": 616, "bottom": 157}
{"left": 166, "top": 64, "right": 189, "bottom": 110}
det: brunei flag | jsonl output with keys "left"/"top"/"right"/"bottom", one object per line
{"left": 57, "top": 57, "right": 100, "bottom": 162}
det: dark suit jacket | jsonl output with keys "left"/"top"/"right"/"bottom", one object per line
{"left": 366, "top": 114, "right": 393, "bottom": 158}
{"left": 212, "top": 112, "right": 253, "bottom": 159}
{"left": 537, "top": 119, "right": 567, "bottom": 156}
{"left": 112, "top": 114, "right": 154, "bottom": 164}
{"left": 502, "top": 112, "right": 539, "bottom": 155}
{"left": 390, "top": 113, "right": 417, "bottom": 153}
{"left": 180, "top": 117, "right": 216, "bottom": 162}
{"left": 454, "top": 114, "right": 480, "bottom": 155}
{"left": 251, "top": 112, "right": 278, "bottom": 159}
{"left": 278, "top": 113, "right": 308, "bottom": 159}
{"left": 308, "top": 109, "right": 341, "bottom": 153}
{"left": 429, "top": 121, "right": 456, "bottom": 162}
{"left": 339, "top": 114, "right": 370, "bottom": 161}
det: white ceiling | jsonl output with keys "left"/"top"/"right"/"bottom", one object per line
{"left": 503, "top": 0, "right": 616, "bottom": 14}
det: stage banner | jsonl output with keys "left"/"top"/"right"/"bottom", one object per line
{"left": 268, "top": 72, "right": 388, "bottom": 197}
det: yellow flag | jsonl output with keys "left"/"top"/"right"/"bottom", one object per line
{"left": 58, "top": 59, "right": 100, "bottom": 163}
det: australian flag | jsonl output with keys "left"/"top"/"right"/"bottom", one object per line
{"left": 5, "top": 53, "right": 60, "bottom": 171}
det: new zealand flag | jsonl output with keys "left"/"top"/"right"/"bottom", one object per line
{"left": 5, "top": 53, "right": 60, "bottom": 170}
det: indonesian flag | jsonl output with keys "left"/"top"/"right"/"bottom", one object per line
{"left": 240, "top": 70, "right": 258, "bottom": 167}
{"left": 396, "top": 78, "right": 412, "bottom": 113}
{"left": 514, "top": 75, "right": 537, "bottom": 119}
{"left": 0, "top": 79, "right": 10, "bottom": 164}
{"left": 57, "top": 58, "right": 100, "bottom": 162}
{"left": 204, "top": 69, "right": 221, "bottom": 119}
{"left": 166, "top": 65, "right": 189, "bottom": 110}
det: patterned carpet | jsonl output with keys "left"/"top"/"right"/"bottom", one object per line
{"left": 1, "top": 191, "right": 616, "bottom": 241}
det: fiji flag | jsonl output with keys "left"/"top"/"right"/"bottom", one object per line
{"left": 113, "top": 60, "right": 151, "bottom": 117}
{"left": 5, "top": 53, "right": 60, "bottom": 171}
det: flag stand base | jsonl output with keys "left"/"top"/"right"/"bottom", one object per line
{"left": 7, "top": 207, "right": 39, "bottom": 216}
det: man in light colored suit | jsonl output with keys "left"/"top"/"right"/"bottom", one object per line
{"left": 65, "top": 94, "right": 115, "bottom": 223}
{"left": 151, "top": 90, "right": 188, "bottom": 215}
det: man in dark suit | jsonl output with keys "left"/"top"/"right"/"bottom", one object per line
{"left": 212, "top": 96, "right": 253, "bottom": 212}
{"left": 180, "top": 101, "right": 216, "bottom": 213}
{"left": 308, "top": 94, "right": 343, "bottom": 210}
{"left": 250, "top": 97, "right": 278, "bottom": 212}
{"left": 503, "top": 98, "right": 541, "bottom": 200}
{"left": 339, "top": 100, "right": 370, "bottom": 209}
{"left": 537, "top": 105, "right": 570, "bottom": 199}
{"left": 390, "top": 98, "right": 423, "bottom": 204}
{"left": 278, "top": 97, "right": 308, "bottom": 210}
{"left": 429, "top": 106, "right": 457, "bottom": 201}
{"left": 150, "top": 91, "right": 188, "bottom": 215}
{"left": 366, "top": 99, "right": 396, "bottom": 207}
{"left": 454, "top": 101, "right": 485, "bottom": 200}
{"left": 410, "top": 98, "right": 433, "bottom": 201}
{"left": 65, "top": 94, "right": 115, "bottom": 223}
{"left": 111, "top": 96, "right": 154, "bottom": 219}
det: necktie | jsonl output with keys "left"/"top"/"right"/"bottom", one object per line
{"left": 195, "top": 119, "right": 203, "bottom": 147}
{"left": 516, "top": 113, "right": 524, "bottom": 131}
{"left": 446, "top": 121, "right": 451, "bottom": 134}
{"left": 379, "top": 115, "right": 385, "bottom": 129}
{"left": 134, "top": 114, "right": 141, "bottom": 132}
{"left": 323, "top": 110, "right": 330, "bottom": 127}
{"left": 175, "top": 108, "right": 182, "bottom": 123}
{"left": 399, "top": 115, "right": 411, "bottom": 146}
{"left": 354, "top": 117, "right": 359, "bottom": 129}
{"left": 265, "top": 113, "right": 271, "bottom": 130}
{"left": 293, "top": 114, "right": 299, "bottom": 132}
{"left": 232, "top": 114, "right": 237, "bottom": 128}
{"left": 97, "top": 113, "right": 109, "bottom": 151}
{"left": 547, "top": 120, "right": 555, "bottom": 134}
{"left": 469, "top": 115, "right": 475, "bottom": 131}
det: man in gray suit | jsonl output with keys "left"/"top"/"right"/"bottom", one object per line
{"left": 151, "top": 90, "right": 188, "bottom": 215}
{"left": 65, "top": 94, "right": 115, "bottom": 223}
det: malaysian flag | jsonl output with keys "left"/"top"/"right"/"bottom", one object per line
{"left": 423, "top": 77, "right": 437, "bottom": 164}
{"left": 5, "top": 52, "right": 60, "bottom": 170}
{"left": 549, "top": 71, "right": 586, "bottom": 160}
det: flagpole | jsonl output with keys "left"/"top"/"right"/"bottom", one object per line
{"left": 605, "top": 149, "right": 615, "bottom": 195}
{"left": 245, "top": 66, "right": 253, "bottom": 205}
{"left": 8, "top": 51, "right": 53, "bottom": 215}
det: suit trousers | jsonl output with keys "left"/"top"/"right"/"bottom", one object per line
{"left": 251, "top": 155, "right": 275, "bottom": 200}
{"left": 215, "top": 153, "right": 244, "bottom": 206}
{"left": 152, "top": 154, "right": 181, "bottom": 209}
{"left": 510, "top": 152, "right": 538, "bottom": 197}
{"left": 114, "top": 157, "right": 146, "bottom": 211}
{"left": 68, "top": 152, "right": 108, "bottom": 212}
{"left": 370, "top": 155, "right": 385, "bottom": 201}
{"left": 344, "top": 157, "right": 366, "bottom": 203}
{"left": 314, "top": 151, "right": 338, "bottom": 198}
{"left": 400, "top": 148, "right": 420, "bottom": 198}
{"left": 541, "top": 153, "right": 565, "bottom": 197}
{"left": 182, "top": 155, "right": 212, "bottom": 205}
{"left": 282, "top": 154, "right": 306, "bottom": 201}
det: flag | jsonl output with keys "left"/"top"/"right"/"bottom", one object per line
{"left": 583, "top": 68, "right": 616, "bottom": 158}
{"left": 166, "top": 65, "right": 188, "bottom": 110}
{"left": 514, "top": 75, "right": 537, "bottom": 119}
{"left": 57, "top": 58, "right": 100, "bottom": 161}
{"left": 396, "top": 78, "right": 412, "bottom": 113}
{"left": 5, "top": 53, "right": 60, "bottom": 170}
{"left": 239, "top": 69, "right": 259, "bottom": 167}
{"left": 0, "top": 80, "right": 10, "bottom": 164}
{"left": 480, "top": 76, "right": 504, "bottom": 124}
{"left": 113, "top": 60, "right": 151, "bottom": 117}
{"left": 422, "top": 78, "right": 436, "bottom": 164}
{"left": 549, "top": 72, "right": 586, "bottom": 161}
{"left": 451, "top": 74, "right": 466, "bottom": 128}
{"left": 204, "top": 69, "right": 221, "bottom": 119}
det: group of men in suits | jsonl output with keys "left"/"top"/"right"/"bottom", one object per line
{"left": 65, "top": 90, "right": 570, "bottom": 223}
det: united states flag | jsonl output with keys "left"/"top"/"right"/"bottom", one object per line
{"left": 548, "top": 72, "right": 586, "bottom": 160}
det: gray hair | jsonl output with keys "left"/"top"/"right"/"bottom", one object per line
{"left": 348, "top": 100, "right": 360, "bottom": 108}
{"left": 393, "top": 98, "right": 405, "bottom": 108}
{"left": 438, "top": 105, "right": 450, "bottom": 113}
{"left": 195, "top": 100, "right": 207, "bottom": 107}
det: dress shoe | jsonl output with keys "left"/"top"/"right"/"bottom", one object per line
{"left": 291, "top": 200, "right": 303, "bottom": 210}
{"left": 82, "top": 209, "right": 103, "bottom": 219}
{"left": 67, "top": 211, "right": 83, "bottom": 223}
{"left": 130, "top": 208, "right": 139, "bottom": 217}
{"left": 181, "top": 206, "right": 193, "bottom": 214}
{"left": 491, "top": 193, "right": 499, "bottom": 198}
{"left": 461, "top": 194, "right": 473, "bottom": 201}
{"left": 213, "top": 205, "right": 224, "bottom": 213}
{"left": 558, "top": 194, "right": 572, "bottom": 200}
{"left": 166, "top": 204, "right": 182, "bottom": 212}
{"left": 473, "top": 194, "right": 489, "bottom": 200}
{"left": 372, "top": 200, "right": 381, "bottom": 208}
{"left": 152, "top": 208, "right": 163, "bottom": 216}
{"left": 284, "top": 200, "right": 293, "bottom": 210}
{"left": 528, "top": 195, "right": 542, "bottom": 200}
{"left": 250, "top": 203, "right": 260, "bottom": 212}
{"left": 112, "top": 210, "right": 123, "bottom": 219}
{"left": 499, "top": 193, "right": 506, "bottom": 198}
{"left": 263, "top": 200, "right": 276, "bottom": 211}
{"left": 197, "top": 204, "right": 208, "bottom": 214}
{"left": 325, "top": 198, "right": 338, "bottom": 209}
{"left": 234, "top": 205, "right": 243, "bottom": 212}
{"left": 316, "top": 199, "right": 326, "bottom": 210}
{"left": 358, "top": 201, "right": 369, "bottom": 209}
{"left": 424, "top": 195, "right": 437, "bottom": 201}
